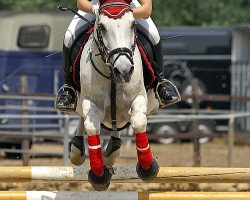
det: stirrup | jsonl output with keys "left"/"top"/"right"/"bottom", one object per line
{"left": 54, "top": 84, "right": 78, "bottom": 112}
{"left": 155, "top": 79, "right": 181, "bottom": 108}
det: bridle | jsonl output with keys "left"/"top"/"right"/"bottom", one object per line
{"left": 95, "top": 25, "right": 135, "bottom": 67}
{"left": 93, "top": 2, "right": 136, "bottom": 76}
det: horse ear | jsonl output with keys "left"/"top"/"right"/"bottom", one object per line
{"left": 99, "top": 0, "right": 132, "bottom": 6}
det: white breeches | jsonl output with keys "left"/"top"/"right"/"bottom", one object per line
{"left": 63, "top": 0, "right": 160, "bottom": 48}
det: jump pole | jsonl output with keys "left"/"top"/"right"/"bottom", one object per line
{"left": 1, "top": 166, "right": 250, "bottom": 183}
{"left": 1, "top": 191, "right": 250, "bottom": 200}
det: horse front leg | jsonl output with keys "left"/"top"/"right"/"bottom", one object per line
{"left": 103, "top": 130, "right": 121, "bottom": 167}
{"left": 82, "top": 99, "right": 112, "bottom": 191}
{"left": 130, "top": 95, "right": 159, "bottom": 181}
{"left": 70, "top": 116, "right": 87, "bottom": 166}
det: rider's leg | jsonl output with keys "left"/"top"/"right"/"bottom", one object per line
{"left": 55, "top": 9, "right": 96, "bottom": 111}
{"left": 153, "top": 39, "right": 180, "bottom": 105}
{"left": 55, "top": 43, "right": 76, "bottom": 110}
{"left": 131, "top": 0, "right": 180, "bottom": 107}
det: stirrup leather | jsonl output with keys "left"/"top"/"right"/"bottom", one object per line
{"left": 54, "top": 84, "right": 77, "bottom": 111}
{"left": 155, "top": 79, "right": 181, "bottom": 108}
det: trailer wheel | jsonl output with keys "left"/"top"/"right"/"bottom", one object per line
{"left": 3, "top": 143, "right": 22, "bottom": 158}
{"left": 197, "top": 121, "right": 214, "bottom": 143}
{"left": 154, "top": 123, "right": 178, "bottom": 144}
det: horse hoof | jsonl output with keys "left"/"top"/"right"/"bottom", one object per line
{"left": 69, "top": 136, "right": 86, "bottom": 166}
{"left": 104, "top": 136, "right": 121, "bottom": 167}
{"left": 136, "top": 157, "right": 159, "bottom": 181}
{"left": 88, "top": 166, "right": 112, "bottom": 191}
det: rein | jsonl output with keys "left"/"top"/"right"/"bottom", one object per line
{"left": 90, "top": 52, "right": 111, "bottom": 80}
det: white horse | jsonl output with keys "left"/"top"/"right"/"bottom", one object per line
{"left": 69, "top": 2, "right": 160, "bottom": 191}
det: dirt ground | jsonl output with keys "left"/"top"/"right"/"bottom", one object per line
{"left": 1, "top": 137, "right": 250, "bottom": 192}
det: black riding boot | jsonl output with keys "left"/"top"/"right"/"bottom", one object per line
{"left": 54, "top": 44, "right": 77, "bottom": 111}
{"left": 153, "top": 40, "right": 180, "bottom": 107}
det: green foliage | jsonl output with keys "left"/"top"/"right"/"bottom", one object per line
{"left": 0, "top": 0, "right": 249, "bottom": 27}
{"left": 152, "top": 0, "right": 250, "bottom": 27}
{"left": 0, "top": 0, "right": 76, "bottom": 11}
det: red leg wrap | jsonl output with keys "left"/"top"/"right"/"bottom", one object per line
{"left": 88, "top": 135, "right": 104, "bottom": 176}
{"left": 136, "top": 131, "right": 153, "bottom": 170}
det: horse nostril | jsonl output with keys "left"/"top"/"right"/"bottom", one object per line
{"left": 113, "top": 67, "right": 120, "bottom": 76}
{"left": 129, "top": 66, "right": 134, "bottom": 76}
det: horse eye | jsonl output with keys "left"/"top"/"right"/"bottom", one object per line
{"left": 99, "top": 23, "right": 107, "bottom": 33}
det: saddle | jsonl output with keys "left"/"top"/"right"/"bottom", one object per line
{"left": 70, "top": 26, "right": 157, "bottom": 91}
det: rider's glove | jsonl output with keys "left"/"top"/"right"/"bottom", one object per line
{"left": 92, "top": 4, "right": 99, "bottom": 15}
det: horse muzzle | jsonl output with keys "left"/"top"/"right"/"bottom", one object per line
{"left": 113, "top": 64, "right": 134, "bottom": 83}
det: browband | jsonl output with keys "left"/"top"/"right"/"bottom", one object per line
{"left": 99, "top": 2, "right": 132, "bottom": 13}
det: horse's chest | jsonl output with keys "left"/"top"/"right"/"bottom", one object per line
{"left": 103, "top": 90, "right": 133, "bottom": 124}
{"left": 105, "top": 91, "right": 131, "bottom": 110}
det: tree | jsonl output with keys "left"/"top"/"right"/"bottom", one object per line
{"left": 0, "top": 0, "right": 249, "bottom": 27}
{"left": 0, "top": 0, "right": 76, "bottom": 11}
{"left": 152, "top": 0, "right": 250, "bottom": 27}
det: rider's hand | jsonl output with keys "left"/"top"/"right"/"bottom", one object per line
{"left": 92, "top": 4, "right": 99, "bottom": 15}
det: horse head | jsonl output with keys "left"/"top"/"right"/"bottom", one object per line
{"left": 94, "top": 1, "right": 136, "bottom": 83}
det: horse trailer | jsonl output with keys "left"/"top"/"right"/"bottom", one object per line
{"left": 0, "top": 12, "right": 72, "bottom": 153}
{"left": 231, "top": 24, "right": 250, "bottom": 131}
{"left": 0, "top": 12, "right": 72, "bottom": 96}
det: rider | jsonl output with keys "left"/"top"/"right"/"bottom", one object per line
{"left": 55, "top": 0, "right": 180, "bottom": 111}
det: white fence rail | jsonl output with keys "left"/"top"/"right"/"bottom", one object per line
{"left": 1, "top": 94, "right": 250, "bottom": 166}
